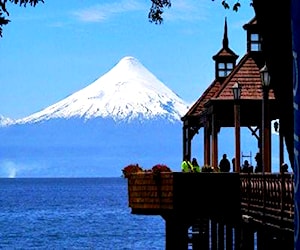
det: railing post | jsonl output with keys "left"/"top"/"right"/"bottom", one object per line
{"left": 263, "top": 173, "right": 266, "bottom": 224}
{"left": 281, "top": 172, "right": 285, "bottom": 224}
{"left": 247, "top": 173, "right": 251, "bottom": 212}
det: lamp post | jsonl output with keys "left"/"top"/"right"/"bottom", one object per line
{"left": 260, "top": 64, "right": 271, "bottom": 173}
{"left": 232, "top": 82, "right": 241, "bottom": 172}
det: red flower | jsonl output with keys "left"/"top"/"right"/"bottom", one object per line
{"left": 152, "top": 164, "right": 171, "bottom": 173}
{"left": 122, "top": 164, "right": 143, "bottom": 178}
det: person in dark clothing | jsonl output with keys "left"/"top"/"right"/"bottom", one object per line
{"left": 219, "top": 154, "right": 230, "bottom": 172}
{"left": 280, "top": 163, "right": 289, "bottom": 173}
{"left": 254, "top": 152, "right": 263, "bottom": 173}
{"left": 231, "top": 157, "right": 235, "bottom": 172}
{"left": 242, "top": 160, "right": 253, "bottom": 173}
{"left": 191, "top": 158, "right": 201, "bottom": 172}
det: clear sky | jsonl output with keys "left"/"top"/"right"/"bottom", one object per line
{"left": 0, "top": 0, "right": 255, "bottom": 119}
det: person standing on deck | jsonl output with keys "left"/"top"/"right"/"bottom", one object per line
{"left": 191, "top": 158, "right": 201, "bottom": 172}
{"left": 254, "top": 152, "right": 262, "bottom": 173}
{"left": 181, "top": 155, "right": 193, "bottom": 172}
{"left": 232, "top": 157, "right": 236, "bottom": 172}
{"left": 219, "top": 154, "right": 230, "bottom": 172}
{"left": 242, "top": 160, "right": 253, "bottom": 173}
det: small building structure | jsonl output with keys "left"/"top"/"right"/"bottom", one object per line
{"left": 181, "top": 17, "right": 280, "bottom": 173}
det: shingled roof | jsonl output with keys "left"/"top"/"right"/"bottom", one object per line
{"left": 212, "top": 53, "right": 275, "bottom": 101}
{"left": 182, "top": 52, "right": 278, "bottom": 127}
{"left": 182, "top": 17, "right": 278, "bottom": 129}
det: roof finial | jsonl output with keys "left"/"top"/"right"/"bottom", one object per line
{"left": 223, "top": 17, "right": 229, "bottom": 49}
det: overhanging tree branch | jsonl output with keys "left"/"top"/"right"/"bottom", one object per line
{"left": 0, "top": 0, "right": 44, "bottom": 37}
{"left": 148, "top": 0, "right": 253, "bottom": 24}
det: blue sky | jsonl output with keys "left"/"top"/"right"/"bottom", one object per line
{"left": 0, "top": 0, "right": 255, "bottom": 119}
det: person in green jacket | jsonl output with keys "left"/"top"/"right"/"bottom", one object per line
{"left": 192, "top": 158, "right": 201, "bottom": 172}
{"left": 181, "top": 155, "right": 193, "bottom": 172}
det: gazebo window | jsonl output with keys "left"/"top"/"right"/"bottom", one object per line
{"left": 217, "top": 62, "right": 234, "bottom": 77}
{"left": 250, "top": 33, "right": 262, "bottom": 51}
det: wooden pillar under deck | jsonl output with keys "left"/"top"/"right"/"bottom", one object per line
{"left": 165, "top": 216, "right": 189, "bottom": 250}
{"left": 235, "top": 224, "right": 242, "bottom": 250}
{"left": 226, "top": 225, "right": 233, "bottom": 250}
{"left": 211, "top": 220, "right": 217, "bottom": 250}
{"left": 218, "top": 222, "right": 225, "bottom": 249}
{"left": 190, "top": 218, "right": 210, "bottom": 250}
{"left": 240, "top": 224, "right": 254, "bottom": 250}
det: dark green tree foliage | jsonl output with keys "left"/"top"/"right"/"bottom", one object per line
{"left": 0, "top": 0, "right": 44, "bottom": 36}
{"left": 148, "top": 0, "right": 251, "bottom": 24}
{"left": 148, "top": 0, "right": 171, "bottom": 24}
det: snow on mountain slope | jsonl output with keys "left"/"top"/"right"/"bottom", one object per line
{"left": 17, "top": 56, "right": 190, "bottom": 124}
{"left": 0, "top": 115, "right": 14, "bottom": 126}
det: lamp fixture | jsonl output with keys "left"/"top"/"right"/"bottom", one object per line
{"left": 260, "top": 64, "right": 271, "bottom": 88}
{"left": 232, "top": 82, "right": 241, "bottom": 100}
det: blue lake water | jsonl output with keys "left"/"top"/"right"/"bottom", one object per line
{"left": 0, "top": 178, "right": 165, "bottom": 249}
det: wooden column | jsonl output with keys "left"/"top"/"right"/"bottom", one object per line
{"left": 211, "top": 114, "right": 218, "bottom": 169}
{"left": 262, "top": 89, "right": 271, "bottom": 172}
{"left": 204, "top": 125, "right": 211, "bottom": 166}
{"left": 279, "top": 128, "right": 284, "bottom": 166}
{"left": 182, "top": 121, "right": 191, "bottom": 159}
{"left": 182, "top": 125, "right": 186, "bottom": 160}
{"left": 182, "top": 121, "right": 188, "bottom": 159}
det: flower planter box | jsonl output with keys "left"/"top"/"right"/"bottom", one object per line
{"left": 128, "top": 172, "right": 174, "bottom": 213}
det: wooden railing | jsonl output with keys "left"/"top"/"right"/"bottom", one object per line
{"left": 240, "top": 173, "right": 294, "bottom": 230}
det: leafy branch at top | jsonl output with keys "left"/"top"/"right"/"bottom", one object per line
{"left": 148, "top": 0, "right": 253, "bottom": 24}
{"left": 220, "top": 0, "right": 243, "bottom": 11}
{"left": 148, "top": 0, "right": 171, "bottom": 24}
{"left": 0, "top": 0, "right": 44, "bottom": 37}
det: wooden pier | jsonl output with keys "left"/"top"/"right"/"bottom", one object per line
{"left": 126, "top": 172, "right": 294, "bottom": 249}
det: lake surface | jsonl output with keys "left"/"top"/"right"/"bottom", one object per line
{"left": 0, "top": 178, "right": 165, "bottom": 249}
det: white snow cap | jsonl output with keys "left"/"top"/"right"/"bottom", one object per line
{"left": 17, "top": 56, "right": 190, "bottom": 123}
{"left": 0, "top": 115, "right": 15, "bottom": 126}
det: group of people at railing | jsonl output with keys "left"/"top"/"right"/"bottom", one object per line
{"left": 181, "top": 155, "right": 201, "bottom": 172}
{"left": 240, "top": 152, "right": 289, "bottom": 174}
{"left": 181, "top": 153, "right": 233, "bottom": 173}
{"left": 182, "top": 151, "right": 290, "bottom": 174}
{"left": 235, "top": 152, "right": 262, "bottom": 173}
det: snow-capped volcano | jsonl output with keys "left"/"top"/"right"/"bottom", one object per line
{"left": 17, "top": 56, "right": 189, "bottom": 124}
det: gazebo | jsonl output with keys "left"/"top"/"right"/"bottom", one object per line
{"left": 181, "top": 17, "right": 280, "bottom": 173}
